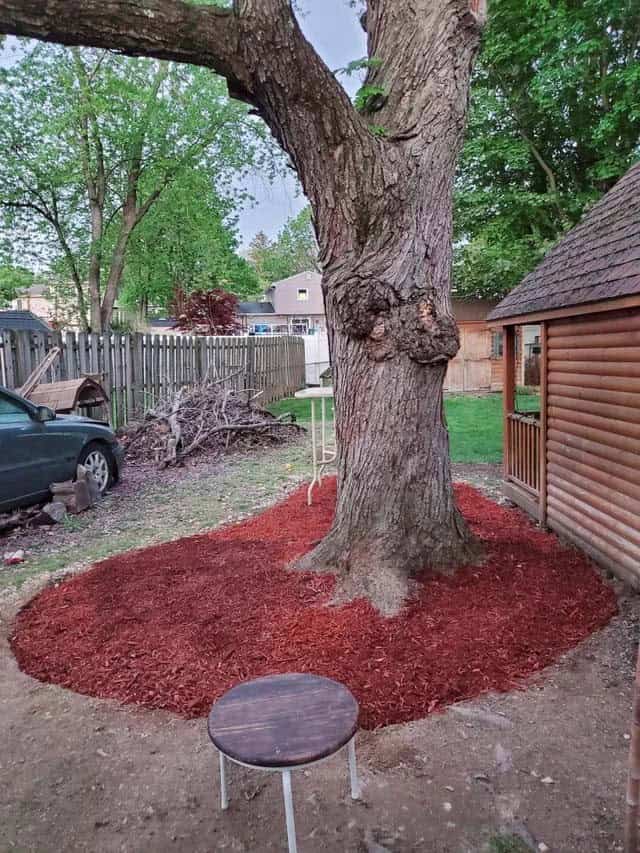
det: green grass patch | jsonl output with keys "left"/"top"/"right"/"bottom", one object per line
{"left": 269, "top": 391, "right": 541, "bottom": 464}
{"left": 268, "top": 396, "right": 334, "bottom": 422}
{"left": 488, "top": 834, "right": 532, "bottom": 853}
{"left": 444, "top": 394, "right": 504, "bottom": 463}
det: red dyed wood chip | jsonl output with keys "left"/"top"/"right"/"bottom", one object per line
{"left": 11, "top": 480, "right": 617, "bottom": 728}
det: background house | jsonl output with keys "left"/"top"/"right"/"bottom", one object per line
{"left": 238, "top": 271, "right": 325, "bottom": 335}
{"left": 0, "top": 310, "right": 51, "bottom": 334}
{"left": 489, "top": 159, "right": 640, "bottom": 587}
{"left": 10, "top": 282, "right": 77, "bottom": 329}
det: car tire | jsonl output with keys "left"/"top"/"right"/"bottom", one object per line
{"left": 77, "top": 441, "right": 115, "bottom": 495}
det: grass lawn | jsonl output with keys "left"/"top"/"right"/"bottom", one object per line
{"left": 269, "top": 390, "right": 540, "bottom": 464}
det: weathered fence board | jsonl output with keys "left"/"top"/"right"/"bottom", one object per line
{"left": 0, "top": 331, "right": 305, "bottom": 428}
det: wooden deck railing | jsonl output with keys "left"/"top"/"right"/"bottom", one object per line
{"left": 506, "top": 412, "right": 541, "bottom": 494}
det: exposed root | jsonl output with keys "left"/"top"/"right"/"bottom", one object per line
{"left": 294, "top": 523, "right": 484, "bottom": 617}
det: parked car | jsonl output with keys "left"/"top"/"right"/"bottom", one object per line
{"left": 0, "top": 385, "right": 124, "bottom": 513}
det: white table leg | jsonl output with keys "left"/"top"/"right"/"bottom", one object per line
{"left": 281, "top": 769, "right": 298, "bottom": 853}
{"left": 348, "top": 738, "right": 360, "bottom": 800}
{"left": 319, "top": 396, "right": 326, "bottom": 485}
{"left": 307, "top": 399, "right": 317, "bottom": 506}
{"left": 219, "top": 751, "right": 229, "bottom": 810}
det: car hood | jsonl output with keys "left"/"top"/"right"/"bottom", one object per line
{"left": 55, "top": 413, "right": 111, "bottom": 427}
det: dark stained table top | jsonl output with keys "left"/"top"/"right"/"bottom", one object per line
{"left": 207, "top": 673, "right": 359, "bottom": 768}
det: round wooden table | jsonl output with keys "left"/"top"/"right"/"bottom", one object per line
{"left": 208, "top": 673, "right": 360, "bottom": 853}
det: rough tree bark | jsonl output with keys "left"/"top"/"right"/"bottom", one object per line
{"left": 0, "top": 0, "right": 487, "bottom": 612}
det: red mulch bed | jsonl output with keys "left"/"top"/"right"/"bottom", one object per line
{"left": 11, "top": 480, "right": 617, "bottom": 728}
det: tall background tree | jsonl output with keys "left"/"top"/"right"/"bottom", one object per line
{"left": 0, "top": 43, "right": 265, "bottom": 331}
{"left": 120, "top": 168, "right": 261, "bottom": 318}
{"left": 454, "top": 0, "right": 640, "bottom": 298}
{"left": 0, "top": 264, "right": 33, "bottom": 307}
{"left": 0, "top": 0, "right": 488, "bottom": 612}
{"left": 247, "top": 206, "right": 319, "bottom": 286}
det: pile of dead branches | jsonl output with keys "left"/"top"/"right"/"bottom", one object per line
{"left": 120, "top": 375, "right": 304, "bottom": 467}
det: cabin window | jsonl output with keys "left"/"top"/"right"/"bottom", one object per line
{"left": 491, "top": 331, "right": 503, "bottom": 359}
{"left": 297, "top": 288, "right": 309, "bottom": 301}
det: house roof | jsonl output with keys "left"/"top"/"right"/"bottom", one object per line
{"left": 270, "top": 270, "right": 322, "bottom": 287}
{"left": 488, "top": 160, "right": 640, "bottom": 321}
{"left": 238, "top": 301, "right": 275, "bottom": 315}
{"left": 147, "top": 317, "right": 178, "bottom": 328}
{"left": 0, "top": 310, "right": 51, "bottom": 333}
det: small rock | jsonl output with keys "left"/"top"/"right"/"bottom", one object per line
{"left": 495, "top": 743, "right": 513, "bottom": 773}
{"left": 3, "top": 549, "right": 25, "bottom": 565}
{"left": 541, "top": 776, "right": 555, "bottom": 785}
{"left": 443, "top": 802, "right": 452, "bottom": 812}
{"left": 538, "top": 844, "right": 550, "bottom": 852}
{"left": 444, "top": 785, "right": 455, "bottom": 792}
{"left": 624, "top": 733, "right": 631, "bottom": 740}
{"left": 42, "top": 501, "right": 67, "bottom": 523}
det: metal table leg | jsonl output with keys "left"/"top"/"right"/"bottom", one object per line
{"left": 307, "top": 398, "right": 318, "bottom": 505}
{"left": 219, "top": 751, "right": 229, "bottom": 810}
{"left": 348, "top": 737, "right": 360, "bottom": 800}
{"left": 281, "top": 769, "right": 298, "bottom": 853}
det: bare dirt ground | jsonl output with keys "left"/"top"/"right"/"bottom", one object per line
{"left": 0, "top": 448, "right": 636, "bottom": 852}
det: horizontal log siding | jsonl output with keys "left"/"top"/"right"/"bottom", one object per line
{"left": 546, "top": 308, "right": 640, "bottom": 585}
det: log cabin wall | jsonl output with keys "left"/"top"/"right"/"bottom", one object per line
{"left": 544, "top": 307, "right": 640, "bottom": 586}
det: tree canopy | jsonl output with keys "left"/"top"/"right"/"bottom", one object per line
{"left": 0, "top": 264, "right": 34, "bottom": 307}
{"left": 454, "top": 0, "right": 640, "bottom": 298}
{"left": 120, "top": 168, "right": 261, "bottom": 315}
{"left": 247, "top": 207, "right": 319, "bottom": 286}
{"left": 0, "top": 42, "right": 266, "bottom": 330}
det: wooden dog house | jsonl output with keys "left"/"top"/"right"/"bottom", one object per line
{"left": 488, "top": 160, "right": 640, "bottom": 586}
{"left": 28, "top": 377, "right": 109, "bottom": 418}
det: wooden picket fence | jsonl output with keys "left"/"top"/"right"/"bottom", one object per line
{"left": 0, "top": 330, "right": 306, "bottom": 428}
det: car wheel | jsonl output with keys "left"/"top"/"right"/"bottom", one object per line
{"left": 78, "top": 442, "right": 114, "bottom": 494}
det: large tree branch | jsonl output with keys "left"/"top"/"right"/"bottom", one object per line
{"left": 0, "top": 0, "right": 246, "bottom": 84}
{"left": 364, "top": 0, "right": 484, "bottom": 144}
{"left": 0, "top": 0, "right": 373, "bottom": 241}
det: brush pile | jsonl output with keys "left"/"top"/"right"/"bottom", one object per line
{"left": 120, "top": 376, "right": 303, "bottom": 467}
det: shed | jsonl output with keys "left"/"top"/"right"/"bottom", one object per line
{"left": 488, "top": 160, "right": 640, "bottom": 586}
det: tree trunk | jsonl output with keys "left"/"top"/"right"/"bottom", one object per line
{"left": 298, "top": 227, "right": 482, "bottom": 613}
{"left": 88, "top": 204, "right": 103, "bottom": 333}
{"left": 298, "top": 335, "right": 479, "bottom": 614}
{"left": 101, "top": 225, "right": 132, "bottom": 330}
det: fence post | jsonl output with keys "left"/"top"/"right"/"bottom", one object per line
{"left": 246, "top": 334, "right": 256, "bottom": 393}
{"left": 1, "top": 331, "right": 16, "bottom": 388}
{"left": 125, "top": 334, "right": 136, "bottom": 420}
{"left": 13, "top": 330, "right": 32, "bottom": 387}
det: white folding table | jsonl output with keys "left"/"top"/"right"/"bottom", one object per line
{"left": 294, "top": 386, "right": 336, "bottom": 505}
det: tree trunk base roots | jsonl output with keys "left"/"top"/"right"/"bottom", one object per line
{"left": 294, "top": 522, "right": 483, "bottom": 616}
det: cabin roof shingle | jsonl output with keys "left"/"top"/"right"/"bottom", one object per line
{"left": 488, "top": 160, "right": 640, "bottom": 321}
